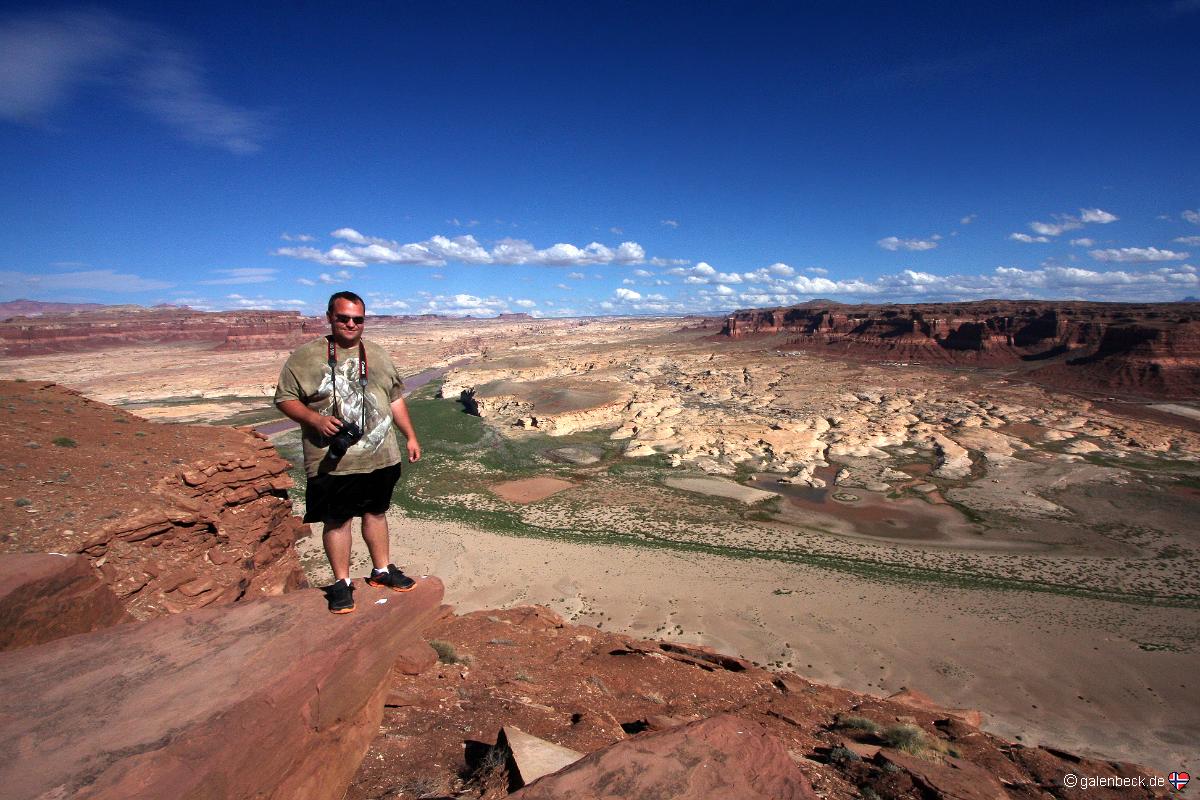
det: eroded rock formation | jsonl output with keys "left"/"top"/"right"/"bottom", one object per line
{"left": 721, "top": 301, "right": 1200, "bottom": 398}
{"left": 0, "top": 380, "right": 307, "bottom": 619}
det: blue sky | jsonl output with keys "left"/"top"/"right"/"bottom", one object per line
{"left": 2, "top": 1, "right": 1199, "bottom": 316}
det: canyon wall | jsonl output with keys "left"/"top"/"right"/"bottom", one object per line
{"left": 721, "top": 300, "right": 1200, "bottom": 398}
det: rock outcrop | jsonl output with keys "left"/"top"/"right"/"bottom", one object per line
{"left": 0, "top": 576, "right": 445, "bottom": 800}
{"left": 0, "top": 381, "right": 307, "bottom": 619}
{"left": 512, "top": 714, "right": 816, "bottom": 799}
{"left": 721, "top": 300, "right": 1200, "bottom": 398}
{"left": 0, "top": 553, "right": 129, "bottom": 651}
{"left": 346, "top": 605, "right": 1172, "bottom": 800}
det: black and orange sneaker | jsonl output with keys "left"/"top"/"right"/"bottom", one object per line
{"left": 366, "top": 564, "right": 416, "bottom": 592}
{"left": 325, "top": 580, "right": 356, "bottom": 614}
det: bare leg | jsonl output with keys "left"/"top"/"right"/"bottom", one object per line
{"left": 362, "top": 511, "right": 390, "bottom": 571}
{"left": 322, "top": 517, "right": 354, "bottom": 582}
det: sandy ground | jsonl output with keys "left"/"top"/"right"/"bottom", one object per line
{"left": 488, "top": 477, "right": 577, "bottom": 503}
{"left": 298, "top": 511, "right": 1199, "bottom": 774}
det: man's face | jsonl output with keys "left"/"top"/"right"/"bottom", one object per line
{"left": 327, "top": 298, "right": 366, "bottom": 347}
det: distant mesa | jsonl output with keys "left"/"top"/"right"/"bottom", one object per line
{"left": 722, "top": 299, "right": 1200, "bottom": 399}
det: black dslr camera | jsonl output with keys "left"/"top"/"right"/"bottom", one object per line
{"left": 326, "top": 419, "right": 363, "bottom": 463}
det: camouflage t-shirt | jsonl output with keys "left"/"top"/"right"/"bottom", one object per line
{"left": 274, "top": 336, "right": 406, "bottom": 477}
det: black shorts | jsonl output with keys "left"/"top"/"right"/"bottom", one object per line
{"left": 303, "top": 462, "right": 402, "bottom": 523}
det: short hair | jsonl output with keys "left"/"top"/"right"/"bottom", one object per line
{"left": 326, "top": 291, "right": 366, "bottom": 315}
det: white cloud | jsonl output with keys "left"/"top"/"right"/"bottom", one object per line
{"left": 960, "top": 214, "right": 977, "bottom": 225}
{"left": 714, "top": 284, "right": 735, "bottom": 296}
{"left": 223, "top": 294, "right": 308, "bottom": 310}
{"left": 0, "top": 268, "right": 172, "bottom": 293}
{"left": 297, "top": 277, "right": 316, "bottom": 286}
{"left": 804, "top": 266, "right": 828, "bottom": 275}
{"left": 1079, "top": 208, "right": 1118, "bottom": 224}
{"left": 1030, "top": 219, "right": 1082, "bottom": 236}
{"left": 277, "top": 231, "right": 648, "bottom": 268}
{"left": 567, "top": 272, "right": 584, "bottom": 280}
{"left": 660, "top": 219, "right": 679, "bottom": 228}
{"left": 614, "top": 288, "right": 642, "bottom": 301}
{"left": 649, "top": 256, "right": 690, "bottom": 267}
{"left": 668, "top": 262, "right": 744, "bottom": 284}
{"left": 609, "top": 226, "right": 623, "bottom": 235}
{"left": 877, "top": 236, "right": 938, "bottom": 251}
{"left": 1183, "top": 210, "right": 1200, "bottom": 225}
{"left": 1010, "top": 232, "right": 1051, "bottom": 243}
{"left": 0, "top": 9, "right": 268, "bottom": 153}
{"left": 317, "top": 270, "right": 354, "bottom": 284}
{"left": 1027, "top": 208, "right": 1118, "bottom": 237}
{"left": 281, "top": 232, "right": 315, "bottom": 242}
{"left": 1088, "top": 247, "right": 1189, "bottom": 262}
{"left": 513, "top": 299, "right": 536, "bottom": 308}
{"left": 1069, "top": 238, "right": 1095, "bottom": 247}
{"left": 633, "top": 269, "right": 653, "bottom": 277}
{"left": 198, "top": 267, "right": 277, "bottom": 285}
{"left": 1174, "top": 236, "right": 1200, "bottom": 246}
{"left": 767, "top": 263, "right": 795, "bottom": 277}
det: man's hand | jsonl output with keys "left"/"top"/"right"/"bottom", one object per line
{"left": 313, "top": 415, "right": 343, "bottom": 438}
{"left": 406, "top": 437, "right": 421, "bottom": 462}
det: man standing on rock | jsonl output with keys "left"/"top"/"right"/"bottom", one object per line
{"left": 275, "top": 291, "right": 421, "bottom": 613}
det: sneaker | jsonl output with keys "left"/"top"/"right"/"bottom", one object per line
{"left": 325, "top": 580, "right": 355, "bottom": 614}
{"left": 366, "top": 563, "right": 416, "bottom": 592}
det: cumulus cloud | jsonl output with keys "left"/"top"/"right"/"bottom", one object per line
{"left": 297, "top": 277, "right": 316, "bottom": 286}
{"left": 224, "top": 294, "right": 307, "bottom": 310}
{"left": 1174, "top": 236, "right": 1200, "bottom": 246}
{"left": 0, "top": 8, "right": 268, "bottom": 153}
{"left": 281, "top": 233, "right": 315, "bottom": 242}
{"left": 567, "top": 272, "right": 585, "bottom": 280}
{"left": 614, "top": 287, "right": 642, "bottom": 301}
{"left": 1027, "top": 208, "right": 1118, "bottom": 237}
{"left": 709, "top": 262, "right": 1199, "bottom": 305}
{"left": 1010, "top": 232, "right": 1051, "bottom": 243}
{"left": 198, "top": 267, "right": 276, "bottom": 285}
{"left": 668, "top": 262, "right": 744, "bottom": 285}
{"left": 960, "top": 214, "right": 977, "bottom": 225}
{"left": 633, "top": 269, "right": 653, "bottom": 277}
{"left": 660, "top": 219, "right": 679, "bottom": 228}
{"left": 877, "top": 236, "right": 938, "bottom": 251}
{"left": 1079, "top": 208, "right": 1118, "bottom": 224}
{"left": 1088, "top": 247, "right": 1188, "bottom": 262}
{"left": 1069, "top": 238, "right": 1095, "bottom": 247}
{"left": 513, "top": 299, "right": 536, "bottom": 308}
{"left": 317, "top": 270, "right": 354, "bottom": 284}
{"left": 276, "top": 230, "right": 649, "bottom": 268}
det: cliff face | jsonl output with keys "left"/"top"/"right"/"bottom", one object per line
{"left": 721, "top": 301, "right": 1200, "bottom": 398}
{"left": 0, "top": 308, "right": 322, "bottom": 355}
{"left": 0, "top": 380, "right": 307, "bottom": 619}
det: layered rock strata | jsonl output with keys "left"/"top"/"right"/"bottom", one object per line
{"left": 721, "top": 301, "right": 1200, "bottom": 398}
{"left": 0, "top": 576, "right": 445, "bottom": 800}
{"left": 0, "top": 381, "right": 307, "bottom": 619}
{"left": 0, "top": 307, "right": 320, "bottom": 355}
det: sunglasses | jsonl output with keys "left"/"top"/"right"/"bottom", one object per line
{"left": 333, "top": 314, "right": 365, "bottom": 325}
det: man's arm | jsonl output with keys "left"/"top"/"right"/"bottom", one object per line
{"left": 390, "top": 396, "right": 421, "bottom": 462}
{"left": 277, "top": 399, "right": 343, "bottom": 438}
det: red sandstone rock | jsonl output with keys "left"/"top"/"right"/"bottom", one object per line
{"left": 511, "top": 714, "right": 817, "bottom": 799}
{"left": 887, "top": 687, "right": 985, "bottom": 728}
{"left": 0, "top": 577, "right": 444, "bottom": 800}
{"left": 721, "top": 300, "right": 1200, "bottom": 398}
{"left": 0, "top": 553, "right": 129, "bottom": 651}
{"left": 0, "top": 381, "right": 308, "bottom": 619}
{"left": 876, "top": 749, "right": 1008, "bottom": 800}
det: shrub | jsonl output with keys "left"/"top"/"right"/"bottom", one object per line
{"left": 881, "top": 723, "right": 927, "bottom": 754}
{"left": 14, "top": 498, "right": 32, "bottom": 507}
{"left": 52, "top": 437, "right": 77, "bottom": 448}
{"left": 429, "top": 639, "right": 462, "bottom": 664}
{"left": 835, "top": 714, "right": 881, "bottom": 734}
{"left": 828, "top": 745, "right": 861, "bottom": 765}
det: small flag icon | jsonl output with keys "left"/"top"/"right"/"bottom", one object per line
{"left": 1169, "top": 772, "right": 1189, "bottom": 791}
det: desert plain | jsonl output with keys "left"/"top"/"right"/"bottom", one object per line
{"left": 3, "top": 312, "right": 1197, "bottom": 773}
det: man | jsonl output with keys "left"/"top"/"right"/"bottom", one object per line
{"left": 275, "top": 291, "right": 422, "bottom": 613}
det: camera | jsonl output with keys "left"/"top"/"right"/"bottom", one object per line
{"left": 326, "top": 419, "right": 363, "bottom": 463}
